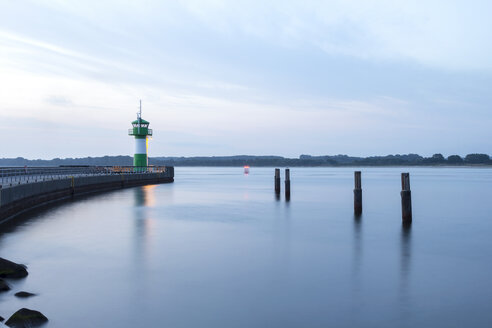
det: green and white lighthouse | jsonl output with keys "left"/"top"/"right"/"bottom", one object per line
{"left": 128, "top": 100, "right": 153, "bottom": 168}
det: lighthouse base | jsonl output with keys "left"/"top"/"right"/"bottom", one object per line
{"left": 134, "top": 153, "right": 148, "bottom": 168}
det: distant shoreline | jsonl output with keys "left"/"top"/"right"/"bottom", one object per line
{"left": 1, "top": 153, "right": 491, "bottom": 167}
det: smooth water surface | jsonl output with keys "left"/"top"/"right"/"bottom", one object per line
{"left": 1, "top": 167, "right": 492, "bottom": 327}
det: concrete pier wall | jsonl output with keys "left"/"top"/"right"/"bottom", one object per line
{"left": 0, "top": 168, "right": 174, "bottom": 224}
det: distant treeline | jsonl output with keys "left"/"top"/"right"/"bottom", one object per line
{"left": 0, "top": 153, "right": 491, "bottom": 167}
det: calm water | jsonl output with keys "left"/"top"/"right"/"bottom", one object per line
{"left": 1, "top": 167, "right": 492, "bottom": 327}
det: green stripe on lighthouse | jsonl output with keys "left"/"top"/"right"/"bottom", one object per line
{"left": 134, "top": 153, "right": 147, "bottom": 167}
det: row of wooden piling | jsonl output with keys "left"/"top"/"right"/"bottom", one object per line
{"left": 353, "top": 171, "right": 412, "bottom": 222}
{"left": 274, "top": 169, "right": 412, "bottom": 222}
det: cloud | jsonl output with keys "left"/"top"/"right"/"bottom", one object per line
{"left": 175, "top": 0, "right": 492, "bottom": 70}
{"left": 45, "top": 95, "right": 74, "bottom": 107}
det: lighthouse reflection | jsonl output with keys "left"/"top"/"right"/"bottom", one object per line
{"left": 134, "top": 184, "right": 157, "bottom": 208}
{"left": 133, "top": 185, "right": 157, "bottom": 265}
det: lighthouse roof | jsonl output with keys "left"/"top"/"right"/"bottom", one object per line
{"left": 132, "top": 118, "right": 150, "bottom": 125}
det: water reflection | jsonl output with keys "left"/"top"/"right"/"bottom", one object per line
{"left": 399, "top": 222, "right": 412, "bottom": 309}
{"left": 272, "top": 194, "right": 291, "bottom": 282}
{"left": 352, "top": 214, "right": 363, "bottom": 299}
{"left": 352, "top": 215, "right": 363, "bottom": 276}
{"left": 133, "top": 185, "right": 156, "bottom": 266}
{"left": 134, "top": 184, "right": 156, "bottom": 208}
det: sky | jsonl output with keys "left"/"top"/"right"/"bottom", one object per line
{"left": 0, "top": 0, "right": 491, "bottom": 159}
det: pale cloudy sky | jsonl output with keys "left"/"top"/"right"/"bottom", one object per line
{"left": 0, "top": 0, "right": 491, "bottom": 159}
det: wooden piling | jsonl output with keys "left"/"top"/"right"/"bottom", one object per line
{"left": 354, "top": 171, "right": 362, "bottom": 215}
{"left": 401, "top": 173, "right": 412, "bottom": 222}
{"left": 274, "top": 168, "right": 281, "bottom": 194}
{"left": 285, "top": 168, "right": 290, "bottom": 200}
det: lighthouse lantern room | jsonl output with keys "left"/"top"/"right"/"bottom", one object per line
{"left": 128, "top": 100, "right": 153, "bottom": 168}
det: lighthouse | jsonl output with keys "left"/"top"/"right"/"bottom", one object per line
{"left": 128, "top": 100, "right": 153, "bottom": 168}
